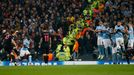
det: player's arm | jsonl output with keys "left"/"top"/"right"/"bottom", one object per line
{"left": 121, "top": 27, "right": 125, "bottom": 34}
{"left": 39, "top": 37, "right": 43, "bottom": 48}
{"left": 124, "top": 26, "right": 128, "bottom": 34}
{"left": 11, "top": 38, "right": 17, "bottom": 49}
{"left": 87, "top": 27, "right": 95, "bottom": 32}
{"left": 113, "top": 27, "right": 116, "bottom": 33}
{"left": 49, "top": 37, "right": 52, "bottom": 48}
{"left": 101, "top": 29, "right": 107, "bottom": 32}
{"left": 95, "top": 29, "right": 102, "bottom": 33}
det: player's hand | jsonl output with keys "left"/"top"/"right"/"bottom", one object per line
{"left": 94, "top": 30, "right": 97, "bottom": 33}
{"left": 49, "top": 44, "right": 51, "bottom": 48}
{"left": 92, "top": 30, "right": 95, "bottom": 32}
{"left": 38, "top": 45, "right": 41, "bottom": 48}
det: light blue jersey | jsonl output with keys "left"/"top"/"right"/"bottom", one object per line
{"left": 21, "top": 47, "right": 28, "bottom": 51}
{"left": 96, "top": 25, "right": 105, "bottom": 37}
{"left": 128, "top": 26, "right": 134, "bottom": 39}
{"left": 111, "top": 33, "right": 116, "bottom": 44}
{"left": 115, "top": 25, "right": 124, "bottom": 38}
{"left": 103, "top": 27, "right": 110, "bottom": 39}
{"left": 23, "top": 38, "right": 30, "bottom": 48}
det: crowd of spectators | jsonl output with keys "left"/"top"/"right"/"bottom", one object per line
{"left": 0, "top": 0, "right": 85, "bottom": 62}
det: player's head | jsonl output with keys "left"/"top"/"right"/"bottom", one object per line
{"left": 117, "top": 21, "right": 122, "bottom": 26}
{"left": 128, "top": 22, "right": 133, "bottom": 27}
{"left": 104, "top": 22, "right": 108, "bottom": 26}
{"left": 99, "top": 20, "right": 103, "bottom": 25}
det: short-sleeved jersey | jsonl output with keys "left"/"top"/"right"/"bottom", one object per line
{"left": 114, "top": 25, "right": 124, "bottom": 38}
{"left": 42, "top": 30, "right": 51, "bottom": 43}
{"left": 128, "top": 26, "right": 134, "bottom": 39}
{"left": 103, "top": 27, "right": 110, "bottom": 39}
{"left": 96, "top": 25, "right": 105, "bottom": 37}
{"left": 4, "top": 34, "right": 13, "bottom": 47}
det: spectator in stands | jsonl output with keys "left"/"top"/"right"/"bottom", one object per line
{"left": 48, "top": 50, "right": 54, "bottom": 62}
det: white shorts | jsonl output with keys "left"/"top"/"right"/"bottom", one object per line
{"left": 112, "top": 47, "right": 118, "bottom": 54}
{"left": 115, "top": 37, "right": 124, "bottom": 49}
{"left": 97, "top": 37, "right": 103, "bottom": 45}
{"left": 103, "top": 39, "right": 111, "bottom": 48}
{"left": 128, "top": 39, "right": 134, "bottom": 49}
{"left": 20, "top": 50, "right": 30, "bottom": 57}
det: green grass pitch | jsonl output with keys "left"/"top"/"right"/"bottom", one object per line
{"left": 0, "top": 65, "right": 134, "bottom": 75}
